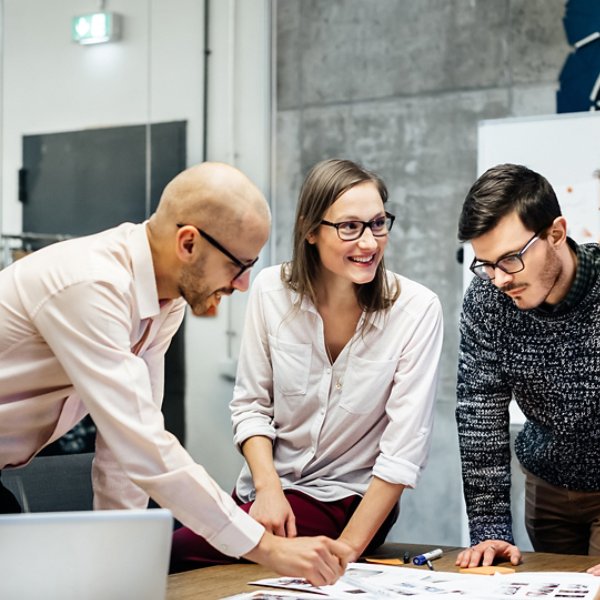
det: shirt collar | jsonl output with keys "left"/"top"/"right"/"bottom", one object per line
{"left": 129, "top": 222, "right": 161, "bottom": 320}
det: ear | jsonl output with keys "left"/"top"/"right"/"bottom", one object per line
{"left": 547, "top": 216, "right": 567, "bottom": 247}
{"left": 175, "top": 226, "right": 198, "bottom": 262}
{"left": 305, "top": 225, "right": 318, "bottom": 245}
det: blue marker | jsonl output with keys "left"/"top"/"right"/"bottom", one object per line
{"left": 413, "top": 548, "right": 443, "bottom": 566}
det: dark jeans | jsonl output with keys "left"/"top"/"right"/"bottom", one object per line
{"left": 0, "top": 472, "right": 22, "bottom": 514}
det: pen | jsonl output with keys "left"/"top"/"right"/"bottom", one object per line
{"left": 403, "top": 550, "right": 411, "bottom": 564}
{"left": 412, "top": 548, "right": 443, "bottom": 566}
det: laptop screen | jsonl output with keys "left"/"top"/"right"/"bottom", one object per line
{"left": 0, "top": 508, "right": 173, "bottom": 600}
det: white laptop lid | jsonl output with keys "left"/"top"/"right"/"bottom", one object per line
{"left": 0, "top": 508, "right": 173, "bottom": 600}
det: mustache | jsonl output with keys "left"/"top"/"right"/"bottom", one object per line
{"left": 215, "top": 287, "right": 234, "bottom": 296}
{"left": 500, "top": 282, "right": 525, "bottom": 293}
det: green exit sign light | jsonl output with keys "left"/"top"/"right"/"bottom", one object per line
{"left": 72, "top": 12, "right": 121, "bottom": 45}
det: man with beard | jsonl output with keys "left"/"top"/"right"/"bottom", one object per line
{"left": 0, "top": 162, "right": 352, "bottom": 585}
{"left": 454, "top": 163, "right": 600, "bottom": 575}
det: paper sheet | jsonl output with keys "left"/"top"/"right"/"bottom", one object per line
{"left": 245, "top": 562, "right": 600, "bottom": 599}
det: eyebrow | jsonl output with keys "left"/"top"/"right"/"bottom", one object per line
{"left": 331, "top": 211, "right": 386, "bottom": 221}
{"left": 474, "top": 246, "right": 523, "bottom": 263}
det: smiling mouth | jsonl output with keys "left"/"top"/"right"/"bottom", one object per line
{"left": 349, "top": 254, "right": 376, "bottom": 265}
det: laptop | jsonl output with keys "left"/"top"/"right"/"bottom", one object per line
{"left": 0, "top": 508, "right": 173, "bottom": 600}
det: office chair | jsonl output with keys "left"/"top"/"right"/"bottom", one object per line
{"left": 2, "top": 453, "right": 94, "bottom": 512}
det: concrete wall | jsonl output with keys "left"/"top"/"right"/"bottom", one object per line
{"left": 273, "top": 0, "right": 570, "bottom": 546}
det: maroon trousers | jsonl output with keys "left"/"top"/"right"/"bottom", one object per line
{"left": 170, "top": 489, "right": 398, "bottom": 573}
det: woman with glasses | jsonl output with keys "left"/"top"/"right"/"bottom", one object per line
{"left": 170, "top": 158, "right": 444, "bottom": 571}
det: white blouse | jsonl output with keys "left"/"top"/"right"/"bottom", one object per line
{"left": 231, "top": 265, "right": 444, "bottom": 503}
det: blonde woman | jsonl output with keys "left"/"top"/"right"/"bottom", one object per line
{"left": 171, "top": 159, "right": 443, "bottom": 571}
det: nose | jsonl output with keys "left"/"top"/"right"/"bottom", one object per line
{"left": 232, "top": 269, "right": 251, "bottom": 292}
{"left": 357, "top": 227, "right": 378, "bottom": 248}
{"left": 493, "top": 267, "right": 513, "bottom": 288}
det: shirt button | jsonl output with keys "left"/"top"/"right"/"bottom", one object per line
{"left": 326, "top": 368, "right": 331, "bottom": 374}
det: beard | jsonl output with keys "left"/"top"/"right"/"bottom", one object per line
{"left": 500, "top": 247, "right": 562, "bottom": 310}
{"left": 178, "top": 260, "right": 214, "bottom": 316}
{"left": 538, "top": 248, "right": 563, "bottom": 302}
{"left": 178, "top": 260, "right": 235, "bottom": 316}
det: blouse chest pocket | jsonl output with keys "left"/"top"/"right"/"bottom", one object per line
{"left": 269, "top": 335, "right": 312, "bottom": 396}
{"left": 339, "top": 355, "right": 397, "bottom": 415}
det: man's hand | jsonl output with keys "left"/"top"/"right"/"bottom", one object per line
{"left": 244, "top": 531, "right": 353, "bottom": 586}
{"left": 249, "top": 488, "right": 297, "bottom": 537}
{"left": 456, "top": 539, "right": 522, "bottom": 568}
{"left": 336, "top": 535, "right": 361, "bottom": 564}
{"left": 587, "top": 562, "right": 600, "bottom": 576}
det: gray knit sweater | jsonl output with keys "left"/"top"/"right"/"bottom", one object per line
{"left": 456, "top": 243, "right": 600, "bottom": 546}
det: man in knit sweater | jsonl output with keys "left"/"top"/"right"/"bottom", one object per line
{"left": 455, "top": 163, "right": 600, "bottom": 575}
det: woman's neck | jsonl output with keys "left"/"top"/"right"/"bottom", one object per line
{"left": 314, "top": 271, "right": 360, "bottom": 312}
{"left": 314, "top": 272, "right": 363, "bottom": 363}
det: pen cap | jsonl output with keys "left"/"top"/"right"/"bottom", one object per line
{"left": 412, "top": 548, "right": 443, "bottom": 565}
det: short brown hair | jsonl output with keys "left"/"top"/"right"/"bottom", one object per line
{"left": 458, "top": 163, "right": 561, "bottom": 242}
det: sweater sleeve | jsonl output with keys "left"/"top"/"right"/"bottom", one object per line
{"left": 456, "top": 279, "right": 514, "bottom": 546}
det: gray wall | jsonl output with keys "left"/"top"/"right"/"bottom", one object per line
{"left": 273, "top": 0, "right": 570, "bottom": 546}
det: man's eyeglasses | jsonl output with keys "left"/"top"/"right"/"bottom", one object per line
{"left": 469, "top": 230, "right": 542, "bottom": 281}
{"left": 176, "top": 224, "right": 259, "bottom": 281}
{"left": 320, "top": 212, "right": 395, "bottom": 242}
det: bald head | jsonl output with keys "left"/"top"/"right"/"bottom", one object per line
{"left": 150, "top": 162, "right": 270, "bottom": 234}
{"left": 147, "top": 162, "right": 271, "bottom": 302}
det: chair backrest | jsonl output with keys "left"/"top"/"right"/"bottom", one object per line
{"left": 2, "top": 452, "right": 93, "bottom": 512}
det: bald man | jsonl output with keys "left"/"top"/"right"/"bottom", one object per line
{"left": 0, "top": 162, "right": 351, "bottom": 585}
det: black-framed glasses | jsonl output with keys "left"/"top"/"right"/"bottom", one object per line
{"left": 469, "top": 230, "right": 542, "bottom": 281}
{"left": 320, "top": 212, "right": 395, "bottom": 241}
{"left": 177, "top": 224, "right": 259, "bottom": 281}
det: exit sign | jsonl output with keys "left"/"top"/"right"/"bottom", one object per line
{"left": 72, "top": 12, "right": 122, "bottom": 45}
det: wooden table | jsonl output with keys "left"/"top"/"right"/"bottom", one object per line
{"left": 166, "top": 542, "right": 600, "bottom": 600}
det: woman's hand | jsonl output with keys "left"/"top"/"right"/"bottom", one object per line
{"left": 249, "top": 487, "right": 297, "bottom": 537}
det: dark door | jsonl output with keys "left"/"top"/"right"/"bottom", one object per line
{"left": 21, "top": 121, "right": 187, "bottom": 448}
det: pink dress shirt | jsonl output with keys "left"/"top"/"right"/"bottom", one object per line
{"left": 0, "top": 222, "right": 263, "bottom": 557}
